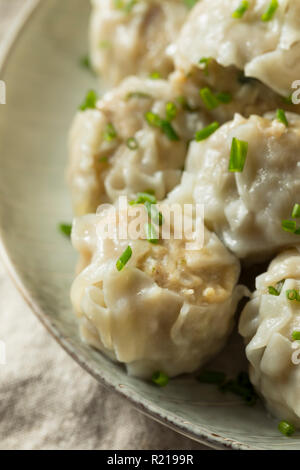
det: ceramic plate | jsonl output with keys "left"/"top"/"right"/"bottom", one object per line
{"left": 0, "top": 0, "right": 298, "bottom": 450}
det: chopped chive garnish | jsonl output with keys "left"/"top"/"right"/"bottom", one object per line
{"left": 79, "top": 55, "right": 92, "bottom": 71}
{"left": 216, "top": 92, "right": 232, "bottom": 104}
{"left": 152, "top": 371, "right": 169, "bottom": 387}
{"left": 268, "top": 286, "right": 280, "bottom": 296}
{"left": 199, "top": 87, "right": 220, "bottom": 110}
{"left": 195, "top": 122, "right": 219, "bottom": 141}
{"left": 232, "top": 1, "right": 249, "bottom": 19}
{"left": 114, "top": 0, "right": 137, "bottom": 13}
{"left": 149, "top": 71, "right": 161, "bottom": 80}
{"left": 58, "top": 223, "right": 72, "bottom": 238}
{"left": 145, "top": 223, "right": 159, "bottom": 244}
{"left": 261, "top": 0, "right": 278, "bottom": 22}
{"left": 165, "top": 102, "right": 177, "bottom": 121}
{"left": 99, "top": 156, "right": 108, "bottom": 163}
{"left": 184, "top": 0, "right": 199, "bottom": 9}
{"left": 99, "top": 40, "right": 111, "bottom": 49}
{"left": 292, "top": 204, "right": 300, "bottom": 218}
{"left": 286, "top": 289, "right": 300, "bottom": 301}
{"left": 145, "top": 112, "right": 179, "bottom": 141}
{"left": 133, "top": 191, "right": 157, "bottom": 205}
{"left": 228, "top": 137, "right": 248, "bottom": 172}
{"left": 292, "top": 331, "right": 300, "bottom": 341}
{"left": 220, "top": 372, "right": 258, "bottom": 406}
{"left": 116, "top": 246, "right": 132, "bottom": 271}
{"left": 276, "top": 109, "right": 289, "bottom": 127}
{"left": 282, "top": 220, "right": 297, "bottom": 233}
{"left": 144, "top": 201, "right": 164, "bottom": 226}
{"left": 126, "top": 137, "right": 139, "bottom": 150}
{"left": 125, "top": 91, "right": 152, "bottom": 101}
{"left": 103, "top": 123, "right": 117, "bottom": 142}
{"left": 79, "top": 90, "right": 98, "bottom": 111}
{"left": 199, "top": 57, "right": 212, "bottom": 76}
{"left": 278, "top": 421, "right": 295, "bottom": 437}
{"left": 197, "top": 370, "right": 226, "bottom": 385}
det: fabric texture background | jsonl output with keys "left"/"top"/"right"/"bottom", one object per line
{"left": 0, "top": 0, "right": 207, "bottom": 450}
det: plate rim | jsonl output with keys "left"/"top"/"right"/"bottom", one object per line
{"left": 0, "top": 0, "right": 258, "bottom": 451}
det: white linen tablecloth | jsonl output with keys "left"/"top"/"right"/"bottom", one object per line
{"left": 0, "top": 0, "right": 207, "bottom": 450}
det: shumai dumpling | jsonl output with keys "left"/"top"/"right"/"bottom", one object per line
{"left": 239, "top": 248, "right": 300, "bottom": 425}
{"left": 90, "top": 0, "right": 188, "bottom": 86}
{"left": 68, "top": 76, "right": 208, "bottom": 216}
{"left": 70, "top": 201, "right": 243, "bottom": 378}
{"left": 186, "top": 112, "right": 300, "bottom": 260}
{"left": 175, "top": 0, "right": 300, "bottom": 97}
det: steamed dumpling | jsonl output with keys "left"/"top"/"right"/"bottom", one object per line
{"left": 90, "top": 0, "right": 188, "bottom": 86}
{"left": 175, "top": 0, "right": 300, "bottom": 96}
{"left": 70, "top": 201, "right": 243, "bottom": 378}
{"left": 68, "top": 76, "right": 208, "bottom": 216}
{"left": 186, "top": 112, "right": 300, "bottom": 259}
{"left": 239, "top": 248, "right": 300, "bottom": 425}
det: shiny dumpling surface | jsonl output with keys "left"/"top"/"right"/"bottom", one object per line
{"left": 68, "top": 75, "right": 208, "bottom": 216}
{"left": 90, "top": 0, "right": 188, "bottom": 86}
{"left": 239, "top": 248, "right": 300, "bottom": 425}
{"left": 186, "top": 112, "right": 300, "bottom": 259}
{"left": 70, "top": 202, "right": 243, "bottom": 378}
{"left": 175, "top": 0, "right": 300, "bottom": 96}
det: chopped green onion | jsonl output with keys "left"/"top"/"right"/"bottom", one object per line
{"left": 134, "top": 191, "right": 157, "bottom": 205}
{"left": 195, "top": 122, "right": 219, "bottom": 141}
{"left": 292, "top": 204, "right": 300, "bottom": 219}
{"left": 197, "top": 370, "right": 226, "bottom": 385}
{"left": 114, "top": 0, "right": 137, "bottom": 13}
{"left": 125, "top": 91, "right": 152, "bottom": 101}
{"left": 79, "top": 55, "right": 92, "bottom": 71}
{"left": 199, "top": 57, "right": 212, "bottom": 76}
{"left": 220, "top": 372, "right": 258, "bottom": 406}
{"left": 165, "top": 102, "right": 177, "bottom": 121}
{"left": 145, "top": 112, "right": 180, "bottom": 141}
{"left": 286, "top": 289, "right": 300, "bottom": 302}
{"left": 116, "top": 246, "right": 132, "bottom": 271}
{"left": 232, "top": 1, "right": 249, "bottom": 19}
{"left": 103, "top": 123, "right": 117, "bottom": 142}
{"left": 261, "top": 0, "right": 278, "bottom": 22}
{"left": 292, "top": 331, "right": 300, "bottom": 341}
{"left": 282, "top": 220, "right": 297, "bottom": 233}
{"left": 145, "top": 222, "right": 159, "bottom": 244}
{"left": 99, "top": 40, "right": 111, "bottom": 49}
{"left": 152, "top": 371, "right": 169, "bottom": 387}
{"left": 268, "top": 286, "right": 280, "bottom": 296}
{"left": 228, "top": 137, "right": 248, "bottom": 172}
{"left": 58, "top": 223, "right": 72, "bottom": 238}
{"left": 126, "top": 137, "right": 139, "bottom": 150}
{"left": 276, "top": 109, "right": 289, "bottom": 127}
{"left": 278, "top": 420, "right": 295, "bottom": 437}
{"left": 79, "top": 90, "right": 98, "bottom": 111}
{"left": 216, "top": 92, "right": 232, "bottom": 104}
{"left": 149, "top": 71, "right": 161, "bottom": 80}
{"left": 199, "top": 87, "right": 220, "bottom": 110}
{"left": 144, "top": 201, "right": 164, "bottom": 226}
{"left": 184, "top": 0, "right": 199, "bottom": 9}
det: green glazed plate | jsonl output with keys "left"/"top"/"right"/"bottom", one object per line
{"left": 0, "top": 0, "right": 297, "bottom": 450}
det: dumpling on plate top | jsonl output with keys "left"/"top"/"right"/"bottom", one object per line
{"left": 175, "top": 0, "right": 300, "bottom": 97}
{"left": 186, "top": 112, "right": 300, "bottom": 260}
{"left": 89, "top": 0, "right": 189, "bottom": 87}
{"left": 70, "top": 200, "right": 243, "bottom": 378}
{"left": 239, "top": 248, "right": 300, "bottom": 425}
{"left": 68, "top": 75, "right": 209, "bottom": 216}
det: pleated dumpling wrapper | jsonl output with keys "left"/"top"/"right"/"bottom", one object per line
{"left": 70, "top": 200, "right": 243, "bottom": 378}
{"left": 186, "top": 112, "right": 300, "bottom": 260}
{"left": 239, "top": 248, "right": 300, "bottom": 425}
{"left": 68, "top": 75, "right": 209, "bottom": 216}
{"left": 89, "top": 0, "right": 189, "bottom": 86}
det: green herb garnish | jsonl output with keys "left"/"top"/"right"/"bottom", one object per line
{"left": 261, "top": 0, "right": 278, "bottom": 22}
{"left": 145, "top": 111, "right": 179, "bottom": 141}
{"left": 276, "top": 109, "right": 289, "bottom": 127}
{"left": 195, "top": 122, "right": 219, "bottom": 141}
{"left": 116, "top": 246, "right": 132, "bottom": 271}
{"left": 103, "top": 123, "right": 117, "bottom": 142}
{"left": 79, "top": 90, "right": 98, "bottom": 111}
{"left": 152, "top": 371, "right": 169, "bottom": 387}
{"left": 278, "top": 420, "right": 295, "bottom": 437}
{"left": 292, "top": 331, "right": 300, "bottom": 341}
{"left": 58, "top": 223, "right": 72, "bottom": 238}
{"left": 126, "top": 137, "right": 139, "bottom": 150}
{"left": 232, "top": 1, "right": 249, "bottom": 19}
{"left": 165, "top": 102, "right": 177, "bottom": 121}
{"left": 292, "top": 204, "right": 300, "bottom": 219}
{"left": 228, "top": 137, "right": 248, "bottom": 172}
